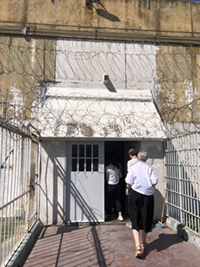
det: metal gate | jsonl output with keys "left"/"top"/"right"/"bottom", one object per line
{"left": 0, "top": 117, "right": 40, "bottom": 266}
{"left": 165, "top": 132, "right": 200, "bottom": 235}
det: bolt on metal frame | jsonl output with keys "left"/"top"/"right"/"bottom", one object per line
{"left": 165, "top": 132, "right": 200, "bottom": 234}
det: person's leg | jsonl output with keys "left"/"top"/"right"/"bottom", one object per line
{"left": 132, "top": 229, "right": 140, "bottom": 248}
{"left": 132, "top": 229, "right": 142, "bottom": 258}
{"left": 106, "top": 184, "right": 114, "bottom": 215}
{"left": 114, "top": 184, "right": 123, "bottom": 219}
{"left": 142, "top": 195, "right": 154, "bottom": 232}
{"left": 141, "top": 230, "right": 147, "bottom": 243}
{"left": 141, "top": 230, "right": 147, "bottom": 251}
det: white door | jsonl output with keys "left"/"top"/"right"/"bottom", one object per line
{"left": 66, "top": 142, "right": 104, "bottom": 222}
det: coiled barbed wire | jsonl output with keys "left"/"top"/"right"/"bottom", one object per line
{"left": 1, "top": 37, "right": 200, "bottom": 137}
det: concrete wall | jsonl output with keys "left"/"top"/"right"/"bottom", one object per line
{"left": 40, "top": 141, "right": 66, "bottom": 225}
{"left": 1, "top": 36, "right": 200, "bottom": 136}
{"left": 0, "top": 0, "right": 200, "bottom": 39}
{"left": 55, "top": 39, "right": 200, "bottom": 136}
{"left": 0, "top": 36, "right": 55, "bottom": 119}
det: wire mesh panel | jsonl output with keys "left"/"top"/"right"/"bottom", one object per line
{"left": 165, "top": 132, "right": 200, "bottom": 235}
{"left": 0, "top": 116, "right": 40, "bottom": 266}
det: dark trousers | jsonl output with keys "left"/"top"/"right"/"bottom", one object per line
{"left": 106, "top": 183, "right": 122, "bottom": 214}
{"left": 129, "top": 188, "right": 154, "bottom": 233}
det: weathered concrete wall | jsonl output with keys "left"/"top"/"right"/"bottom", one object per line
{"left": 55, "top": 39, "right": 200, "bottom": 136}
{"left": 156, "top": 45, "right": 200, "bottom": 132}
{"left": 0, "top": 36, "right": 55, "bottom": 119}
{"left": 0, "top": 0, "right": 200, "bottom": 38}
{"left": 1, "top": 36, "right": 200, "bottom": 134}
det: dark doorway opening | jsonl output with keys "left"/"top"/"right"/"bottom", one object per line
{"left": 104, "top": 141, "right": 140, "bottom": 222}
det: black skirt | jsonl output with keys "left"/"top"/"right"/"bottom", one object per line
{"left": 129, "top": 188, "right": 154, "bottom": 233}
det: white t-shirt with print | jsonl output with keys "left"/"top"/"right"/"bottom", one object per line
{"left": 106, "top": 164, "right": 119, "bottom": 185}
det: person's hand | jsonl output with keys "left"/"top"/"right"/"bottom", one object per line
{"left": 126, "top": 188, "right": 129, "bottom": 195}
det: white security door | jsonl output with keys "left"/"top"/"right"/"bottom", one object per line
{"left": 67, "top": 142, "right": 104, "bottom": 222}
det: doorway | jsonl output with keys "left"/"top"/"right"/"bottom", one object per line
{"left": 104, "top": 141, "right": 140, "bottom": 221}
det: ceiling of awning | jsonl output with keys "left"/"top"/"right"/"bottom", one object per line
{"left": 38, "top": 87, "right": 166, "bottom": 139}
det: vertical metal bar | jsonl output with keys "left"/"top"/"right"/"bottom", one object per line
{"left": 187, "top": 135, "right": 193, "bottom": 228}
{"left": 37, "top": 142, "right": 41, "bottom": 219}
{"left": 25, "top": 137, "right": 31, "bottom": 233}
{"left": 20, "top": 136, "right": 25, "bottom": 241}
{"left": 0, "top": 125, "right": 4, "bottom": 266}
{"left": 169, "top": 142, "right": 173, "bottom": 218}
{"left": 178, "top": 136, "right": 183, "bottom": 224}
{"left": 16, "top": 136, "right": 23, "bottom": 247}
{"left": 6, "top": 129, "right": 12, "bottom": 259}
{"left": 2, "top": 125, "right": 8, "bottom": 266}
{"left": 198, "top": 132, "right": 200, "bottom": 233}
{"left": 14, "top": 134, "right": 20, "bottom": 248}
{"left": 9, "top": 130, "right": 16, "bottom": 257}
{"left": 194, "top": 133, "right": 197, "bottom": 232}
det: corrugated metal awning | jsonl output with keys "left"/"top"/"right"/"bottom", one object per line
{"left": 39, "top": 87, "right": 166, "bottom": 140}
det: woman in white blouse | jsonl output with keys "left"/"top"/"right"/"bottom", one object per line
{"left": 125, "top": 150, "right": 158, "bottom": 258}
{"left": 105, "top": 156, "right": 123, "bottom": 221}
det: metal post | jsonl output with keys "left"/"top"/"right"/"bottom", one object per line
{"left": 2, "top": 121, "right": 8, "bottom": 265}
{"left": 0, "top": 119, "right": 4, "bottom": 266}
{"left": 178, "top": 136, "right": 183, "bottom": 224}
{"left": 6, "top": 127, "right": 12, "bottom": 259}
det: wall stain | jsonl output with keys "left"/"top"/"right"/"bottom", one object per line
{"left": 109, "top": 122, "right": 122, "bottom": 137}
{"left": 80, "top": 123, "right": 94, "bottom": 137}
{"left": 66, "top": 121, "right": 78, "bottom": 136}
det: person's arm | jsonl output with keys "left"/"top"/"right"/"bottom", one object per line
{"left": 125, "top": 168, "right": 135, "bottom": 195}
{"left": 106, "top": 172, "right": 109, "bottom": 182}
{"left": 125, "top": 183, "right": 131, "bottom": 195}
{"left": 127, "top": 160, "right": 129, "bottom": 173}
{"left": 150, "top": 168, "right": 158, "bottom": 186}
{"left": 118, "top": 169, "right": 122, "bottom": 178}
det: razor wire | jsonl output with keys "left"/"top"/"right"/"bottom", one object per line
{"left": 1, "top": 36, "right": 200, "bottom": 137}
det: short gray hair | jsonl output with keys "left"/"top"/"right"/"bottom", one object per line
{"left": 138, "top": 150, "right": 148, "bottom": 162}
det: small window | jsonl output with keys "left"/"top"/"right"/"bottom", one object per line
{"left": 86, "top": 145, "right": 91, "bottom": 157}
{"left": 86, "top": 159, "right": 91, "bottom": 171}
{"left": 71, "top": 144, "right": 99, "bottom": 172}
{"left": 93, "top": 145, "right": 98, "bottom": 157}
{"left": 93, "top": 159, "right": 98, "bottom": 172}
{"left": 72, "top": 159, "right": 77, "bottom": 172}
{"left": 79, "top": 159, "right": 84, "bottom": 172}
{"left": 79, "top": 145, "right": 85, "bottom": 157}
{"left": 72, "top": 145, "right": 77, "bottom": 157}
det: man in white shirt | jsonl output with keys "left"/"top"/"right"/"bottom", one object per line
{"left": 127, "top": 148, "right": 138, "bottom": 172}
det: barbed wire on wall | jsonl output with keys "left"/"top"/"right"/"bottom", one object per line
{"left": 1, "top": 36, "right": 200, "bottom": 138}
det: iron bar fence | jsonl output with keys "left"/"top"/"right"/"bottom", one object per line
{"left": 0, "top": 108, "right": 40, "bottom": 266}
{"left": 165, "top": 132, "right": 200, "bottom": 235}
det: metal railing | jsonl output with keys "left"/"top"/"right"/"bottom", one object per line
{"left": 0, "top": 115, "right": 40, "bottom": 266}
{"left": 165, "top": 132, "right": 200, "bottom": 234}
